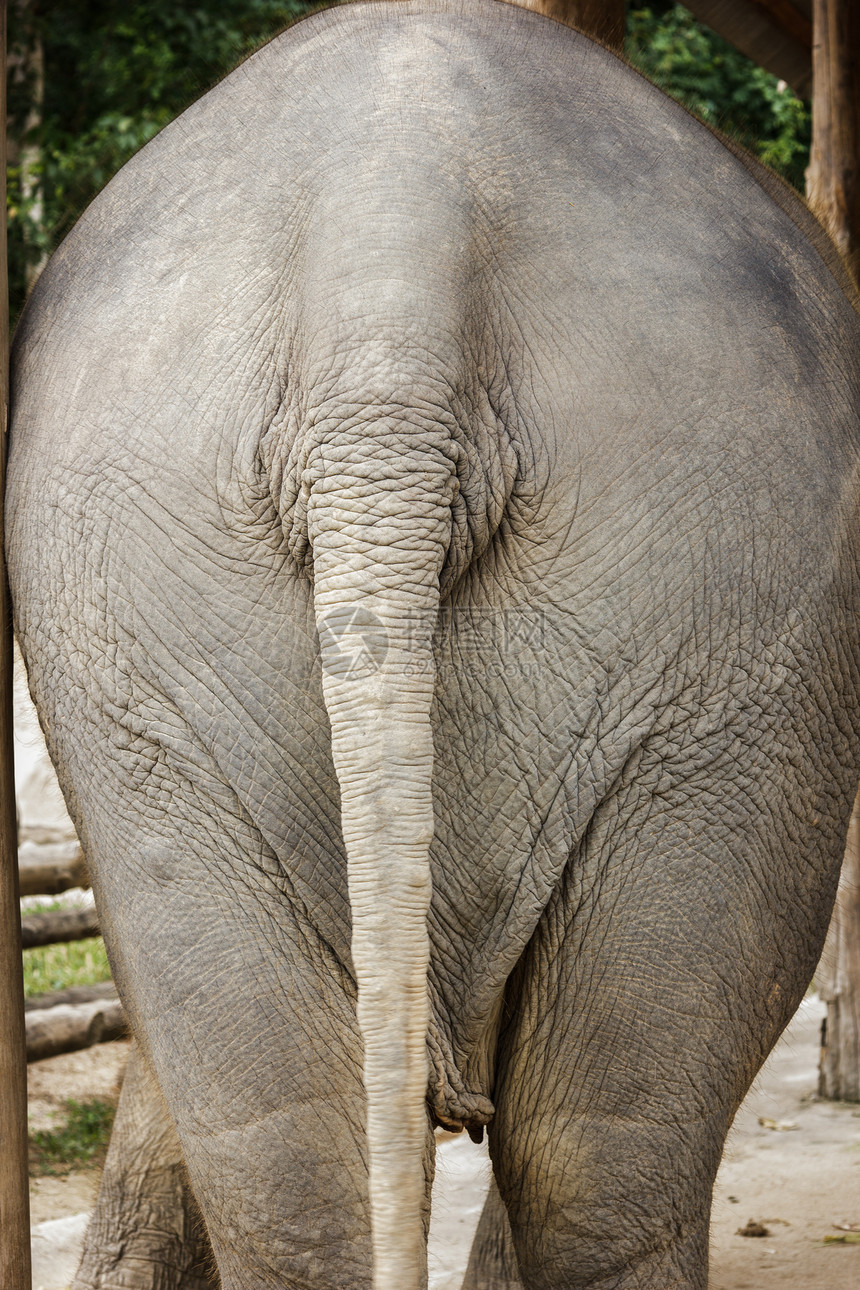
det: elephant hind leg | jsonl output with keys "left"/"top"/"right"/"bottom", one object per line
{"left": 462, "top": 1174, "right": 524, "bottom": 1290}
{"left": 72, "top": 1042, "right": 218, "bottom": 1290}
{"left": 487, "top": 762, "right": 835, "bottom": 1290}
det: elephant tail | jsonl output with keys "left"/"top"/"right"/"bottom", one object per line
{"left": 303, "top": 426, "right": 458, "bottom": 1290}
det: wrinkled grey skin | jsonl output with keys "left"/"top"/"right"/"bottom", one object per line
{"left": 7, "top": 2, "right": 860, "bottom": 1288}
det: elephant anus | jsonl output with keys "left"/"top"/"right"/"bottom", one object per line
{"left": 6, "top": 3, "right": 860, "bottom": 1289}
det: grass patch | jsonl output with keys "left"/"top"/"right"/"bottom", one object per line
{"left": 22, "top": 898, "right": 112, "bottom": 998}
{"left": 23, "top": 936, "right": 111, "bottom": 998}
{"left": 29, "top": 1098, "right": 115, "bottom": 1176}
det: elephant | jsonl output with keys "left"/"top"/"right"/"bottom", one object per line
{"left": 6, "top": 1, "right": 860, "bottom": 1287}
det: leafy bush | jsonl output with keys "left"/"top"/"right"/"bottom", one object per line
{"left": 626, "top": 3, "right": 811, "bottom": 189}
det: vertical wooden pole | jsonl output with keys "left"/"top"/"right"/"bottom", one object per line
{"left": 516, "top": 0, "right": 626, "bottom": 52}
{"left": 819, "top": 789, "right": 860, "bottom": 1100}
{"left": 0, "top": 0, "right": 32, "bottom": 1283}
{"left": 806, "top": 0, "right": 860, "bottom": 287}
{"left": 807, "top": 0, "right": 860, "bottom": 1102}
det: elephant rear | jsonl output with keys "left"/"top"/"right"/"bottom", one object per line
{"left": 7, "top": 3, "right": 860, "bottom": 1289}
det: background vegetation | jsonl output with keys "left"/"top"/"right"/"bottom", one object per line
{"left": 627, "top": 2, "right": 810, "bottom": 186}
{"left": 23, "top": 934, "right": 111, "bottom": 997}
{"left": 21, "top": 897, "right": 111, "bottom": 995}
{"left": 7, "top": 0, "right": 321, "bottom": 317}
{"left": 7, "top": 1, "right": 811, "bottom": 322}
{"left": 29, "top": 1097, "right": 115, "bottom": 1175}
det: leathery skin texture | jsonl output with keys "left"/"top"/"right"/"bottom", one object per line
{"left": 6, "top": 2, "right": 860, "bottom": 1287}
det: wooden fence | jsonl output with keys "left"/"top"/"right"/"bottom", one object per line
{"left": 19, "top": 840, "right": 126, "bottom": 1062}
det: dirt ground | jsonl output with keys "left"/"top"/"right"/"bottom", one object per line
{"left": 708, "top": 994, "right": 860, "bottom": 1290}
{"left": 28, "top": 998, "right": 860, "bottom": 1289}
{"left": 28, "top": 1039, "right": 130, "bottom": 1231}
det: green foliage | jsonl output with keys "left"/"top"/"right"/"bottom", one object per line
{"left": 39, "top": 2, "right": 321, "bottom": 235}
{"left": 29, "top": 1097, "right": 116, "bottom": 1175}
{"left": 626, "top": 3, "right": 811, "bottom": 190}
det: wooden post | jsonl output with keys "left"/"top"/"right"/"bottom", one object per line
{"left": 806, "top": 0, "right": 860, "bottom": 287}
{"left": 807, "top": 0, "right": 860, "bottom": 1102}
{"left": 818, "top": 787, "right": 860, "bottom": 1100}
{"left": 516, "top": 0, "right": 626, "bottom": 52}
{"left": 0, "top": 0, "right": 32, "bottom": 1281}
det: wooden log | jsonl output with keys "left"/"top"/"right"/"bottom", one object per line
{"left": 0, "top": 0, "right": 33, "bottom": 1282}
{"left": 24, "top": 980, "right": 116, "bottom": 1012}
{"left": 21, "top": 905, "right": 100, "bottom": 949}
{"left": 806, "top": 0, "right": 860, "bottom": 287}
{"left": 818, "top": 785, "right": 860, "bottom": 1100}
{"left": 516, "top": 0, "right": 626, "bottom": 51}
{"left": 25, "top": 997, "right": 127, "bottom": 1064}
{"left": 17, "top": 838, "right": 88, "bottom": 896}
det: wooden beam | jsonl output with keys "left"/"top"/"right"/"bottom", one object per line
{"left": 17, "top": 839, "right": 88, "bottom": 896}
{"left": 516, "top": 0, "right": 626, "bottom": 52}
{"left": 24, "top": 980, "right": 117, "bottom": 1012}
{"left": 685, "top": 1, "right": 812, "bottom": 95}
{"left": 813, "top": 4, "right": 860, "bottom": 1085}
{"left": 25, "top": 997, "right": 126, "bottom": 1064}
{"left": 751, "top": 0, "right": 812, "bottom": 50}
{"left": 807, "top": 0, "right": 860, "bottom": 287}
{"left": 0, "top": 0, "right": 33, "bottom": 1282}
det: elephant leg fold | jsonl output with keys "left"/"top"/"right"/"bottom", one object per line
{"left": 462, "top": 1174, "right": 523, "bottom": 1290}
{"left": 489, "top": 768, "right": 838, "bottom": 1290}
{"left": 72, "top": 1041, "right": 217, "bottom": 1290}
